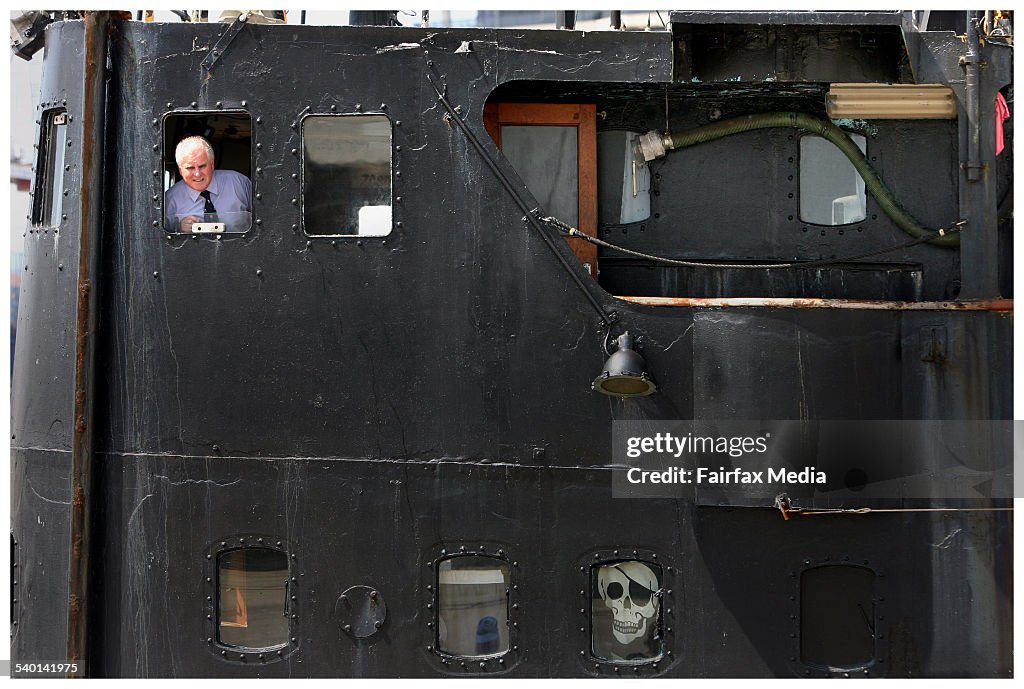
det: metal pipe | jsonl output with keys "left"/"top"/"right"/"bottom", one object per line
{"left": 610, "top": 11, "right": 621, "bottom": 30}
{"left": 965, "top": 10, "right": 982, "bottom": 182}
{"left": 67, "top": 10, "right": 111, "bottom": 677}
{"left": 555, "top": 11, "right": 576, "bottom": 30}
{"left": 615, "top": 296, "right": 1013, "bottom": 312}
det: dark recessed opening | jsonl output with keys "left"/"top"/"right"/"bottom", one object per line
{"left": 801, "top": 565, "right": 876, "bottom": 669}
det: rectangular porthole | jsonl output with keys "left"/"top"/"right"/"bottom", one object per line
{"left": 31, "top": 109, "right": 67, "bottom": 227}
{"left": 217, "top": 548, "right": 289, "bottom": 649}
{"left": 592, "top": 561, "right": 663, "bottom": 663}
{"left": 437, "top": 556, "right": 510, "bottom": 657}
{"left": 301, "top": 114, "right": 392, "bottom": 236}
{"left": 800, "top": 565, "right": 876, "bottom": 669}
{"left": 162, "top": 111, "right": 253, "bottom": 234}
{"left": 799, "top": 133, "right": 867, "bottom": 225}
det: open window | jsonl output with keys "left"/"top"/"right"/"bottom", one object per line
{"left": 162, "top": 111, "right": 253, "bottom": 234}
{"left": 301, "top": 114, "right": 393, "bottom": 237}
{"left": 31, "top": 108, "right": 68, "bottom": 228}
{"left": 484, "top": 102, "right": 598, "bottom": 278}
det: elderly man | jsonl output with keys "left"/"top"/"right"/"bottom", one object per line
{"left": 164, "top": 136, "right": 252, "bottom": 232}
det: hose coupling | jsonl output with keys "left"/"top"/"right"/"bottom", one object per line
{"left": 635, "top": 130, "right": 675, "bottom": 162}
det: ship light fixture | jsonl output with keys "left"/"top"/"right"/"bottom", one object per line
{"left": 592, "top": 332, "right": 657, "bottom": 397}
{"left": 826, "top": 83, "right": 957, "bottom": 120}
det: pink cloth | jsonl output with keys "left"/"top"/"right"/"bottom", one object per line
{"left": 995, "top": 92, "right": 1010, "bottom": 156}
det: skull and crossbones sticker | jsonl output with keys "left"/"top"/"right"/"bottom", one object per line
{"left": 596, "top": 561, "right": 661, "bottom": 646}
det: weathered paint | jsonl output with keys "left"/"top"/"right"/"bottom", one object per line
{"left": 10, "top": 11, "right": 1012, "bottom": 678}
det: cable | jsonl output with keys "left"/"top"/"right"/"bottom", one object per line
{"left": 774, "top": 494, "right": 1011, "bottom": 520}
{"left": 539, "top": 216, "right": 964, "bottom": 270}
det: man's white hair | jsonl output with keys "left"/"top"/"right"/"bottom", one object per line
{"left": 175, "top": 136, "right": 215, "bottom": 166}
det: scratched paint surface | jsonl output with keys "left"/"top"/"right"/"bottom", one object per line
{"left": 10, "top": 15, "right": 1012, "bottom": 678}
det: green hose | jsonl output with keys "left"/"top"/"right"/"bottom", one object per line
{"left": 668, "top": 112, "right": 959, "bottom": 248}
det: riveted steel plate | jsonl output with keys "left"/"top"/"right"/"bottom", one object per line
{"left": 336, "top": 585, "right": 386, "bottom": 639}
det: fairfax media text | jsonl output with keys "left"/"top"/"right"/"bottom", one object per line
{"left": 626, "top": 466, "right": 827, "bottom": 485}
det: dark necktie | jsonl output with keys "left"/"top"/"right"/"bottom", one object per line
{"left": 199, "top": 190, "right": 217, "bottom": 214}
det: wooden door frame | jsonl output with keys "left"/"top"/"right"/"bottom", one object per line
{"left": 483, "top": 102, "right": 598, "bottom": 278}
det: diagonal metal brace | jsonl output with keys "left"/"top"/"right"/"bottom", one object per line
{"left": 201, "top": 11, "right": 249, "bottom": 73}
{"left": 425, "top": 73, "right": 613, "bottom": 327}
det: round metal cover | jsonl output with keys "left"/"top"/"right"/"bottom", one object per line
{"left": 336, "top": 585, "right": 387, "bottom": 638}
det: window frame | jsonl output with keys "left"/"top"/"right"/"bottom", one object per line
{"left": 424, "top": 544, "right": 518, "bottom": 673}
{"left": 159, "top": 108, "right": 255, "bottom": 236}
{"left": 483, "top": 102, "right": 598, "bottom": 278}
{"left": 797, "top": 131, "right": 869, "bottom": 227}
{"left": 31, "top": 107, "right": 69, "bottom": 229}
{"left": 204, "top": 536, "right": 297, "bottom": 663}
{"left": 795, "top": 558, "right": 883, "bottom": 677}
{"left": 298, "top": 111, "right": 394, "bottom": 238}
{"left": 580, "top": 548, "right": 672, "bottom": 675}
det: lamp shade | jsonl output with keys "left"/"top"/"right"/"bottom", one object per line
{"left": 592, "top": 332, "right": 657, "bottom": 397}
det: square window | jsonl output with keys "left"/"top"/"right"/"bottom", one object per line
{"left": 163, "top": 112, "right": 253, "bottom": 234}
{"left": 301, "top": 115, "right": 392, "bottom": 237}
{"left": 799, "top": 133, "right": 867, "bottom": 226}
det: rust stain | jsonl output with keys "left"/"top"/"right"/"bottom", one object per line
{"left": 67, "top": 12, "right": 112, "bottom": 677}
{"left": 614, "top": 296, "right": 1014, "bottom": 312}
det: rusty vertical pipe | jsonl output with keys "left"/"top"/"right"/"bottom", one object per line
{"left": 67, "top": 10, "right": 111, "bottom": 677}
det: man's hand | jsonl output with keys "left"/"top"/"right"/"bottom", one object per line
{"left": 179, "top": 215, "right": 201, "bottom": 233}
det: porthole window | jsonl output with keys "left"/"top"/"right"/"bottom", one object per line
{"left": 437, "top": 556, "right": 510, "bottom": 657}
{"left": 31, "top": 108, "right": 68, "bottom": 227}
{"left": 162, "top": 111, "right": 253, "bottom": 234}
{"left": 801, "top": 565, "right": 876, "bottom": 669}
{"left": 592, "top": 560, "right": 663, "bottom": 663}
{"left": 799, "top": 133, "right": 867, "bottom": 225}
{"left": 217, "top": 547, "right": 289, "bottom": 649}
{"left": 301, "top": 114, "right": 392, "bottom": 237}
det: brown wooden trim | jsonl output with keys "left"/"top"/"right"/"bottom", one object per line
{"left": 575, "top": 103, "right": 598, "bottom": 275}
{"left": 486, "top": 102, "right": 598, "bottom": 278}
{"left": 483, "top": 102, "right": 500, "bottom": 147}
{"left": 489, "top": 102, "right": 585, "bottom": 126}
